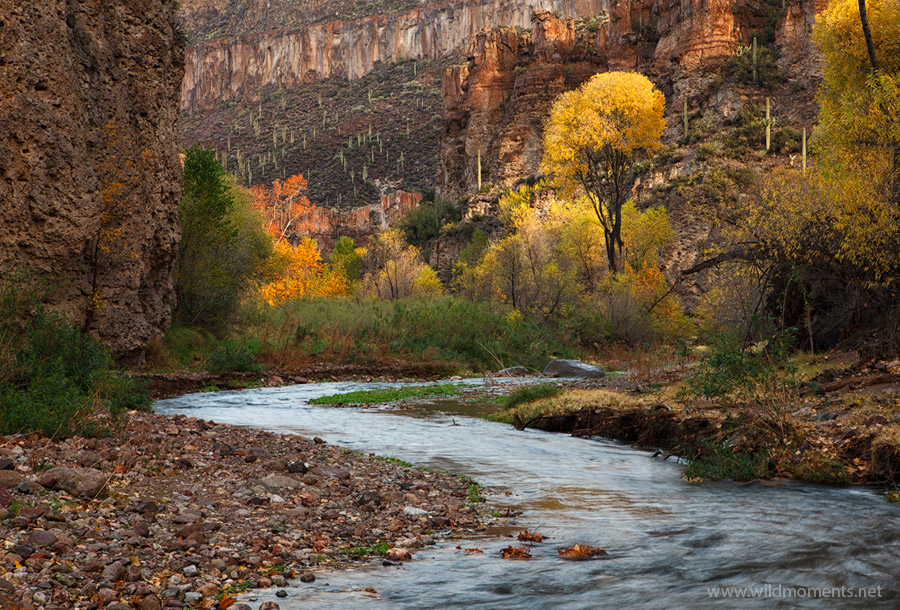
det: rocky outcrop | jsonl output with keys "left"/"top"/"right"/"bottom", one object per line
{"left": 180, "top": 0, "right": 607, "bottom": 110}
{"left": 437, "top": 3, "right": 828, "bottom": 201}
{"left": 300, "top": 190, "right": 422, "bottom": 248}
{"left": 776, "top": 0, "right": 828, "bottom": 79}
{"left": 0, "top": 1, "right": 185, "bottom": 362}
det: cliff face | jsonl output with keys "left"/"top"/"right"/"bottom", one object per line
{"left": 437, "top": 1, "right": 826, "bottom": 201}
{"left": 0, "top": 0, "right": 185, "bottom": 362}
{"left": 300, "top": 190, "right": 423, "bottom": 249}
{"left": 180, "top": 0, "right": 606, "bottom": 110}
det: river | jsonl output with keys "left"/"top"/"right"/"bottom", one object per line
{"left": 154, "top": 380, "right": 899, "bottom": 609}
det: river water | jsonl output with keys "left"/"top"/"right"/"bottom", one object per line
{"left": 155, "top": 380, "right": 900, "bottom": 609}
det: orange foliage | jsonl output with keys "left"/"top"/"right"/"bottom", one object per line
{"left": 499, "top": 546, "right": 532, "bottom": 559}
{"left": 557, "top": 543, "right": 607, "bottom": 559}
{"left": 260, "top": 238, "right": 350, "bottom": 305}
{"left": 251, "top": 174, "right": 315, "bottom": 240}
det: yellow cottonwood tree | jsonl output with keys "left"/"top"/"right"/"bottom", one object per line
{"left": 542, "top": 71, "right": 665, "bottom": 273}
{"left": 815, "top": 0, "right": 900, "bottom": 204}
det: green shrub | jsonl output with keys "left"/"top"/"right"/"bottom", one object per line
{"left": 206, "top": 339, "right": 263, "bottom": 374}
{"left": 0, "top": 267, "right": 147, "bottom": 437}
{"left": 685, "top": 328, "right": 797, "bottom": 401}
{"left": 683, "top": 437, "right": 771, "bottom": 481}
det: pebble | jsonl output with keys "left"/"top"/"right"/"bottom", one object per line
{"left": 182, "top": 564, "right": 199, "bottom": 577}
{"left": 275, "top": 589, "right": 288, "bottom": 597}
{"left": 299, "top": 572, "right": 316, "bottom": 583}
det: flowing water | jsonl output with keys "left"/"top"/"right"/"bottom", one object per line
{"left": 155, "top": 380, "right": 900, "bottom": 609}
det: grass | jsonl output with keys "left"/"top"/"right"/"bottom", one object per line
{"left": 373, "top": 455, "right": 413, "bottom": 467}
{"left": 682, "top": 437, "right": 771, "bottom": 482}
{"left": 346, "top": 541, "right": 392, "bottom": 557}
{"left": 502, "top": 383, "right": 562, "bottom": 410}
{"left": 310, "top": 383, "right": 464, "bottom": 405}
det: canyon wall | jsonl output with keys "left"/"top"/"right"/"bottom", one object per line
{"left": 437, "top": 0, "right": 827, "bottom": 201}
{"left": 0, "top": 0, "right": 185, "bottom": 362}
{"left": 181, "top": 0, "right": 607, "bottom": 110}
{"left": 300, "top": 189, "right": 423, "bottom": 248}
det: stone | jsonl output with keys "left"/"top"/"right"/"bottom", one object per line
{"left": 0, "top": 470, "right": 24, "bottom": 488}
{"left": 0, "top": 457, "right": 14, "bottom": 470}
{"left": 182, "top": 564, "right": 199, "bottom": 578}
{"left": 299, "top": 572, "right": 315, "bottom": 583}
{"left": 385, "top": 547, "right": 411, "bottom": 561}
{"left": 16, "top": 481, "right": 31, "bottom": 494}
{"left": 260, "top": 474, "right": 302, "bottom": 490}
{"left": 175, "top": 457, "right": 194, "bottom": 469}
{"left": 173, "top": 509, "right": 202, "bottom": 524}
{"left": 497, "top": 366, "right": 532, "bottom": 377}
{"left": 259, "top": 603, "right": 281, "bottom": 610}
{"left": 134, "top": 500, "right": 160, "bottom": 514}
{"left": 542, "top": 359, "right": 606, "bottom": 379}
{"left": 27, "top": 530, "right": 58, "bottom": 548}
{"left": 264, "top": 458, "right": 288, "bottom": 471}
{"left": 275, "top": 589, "right": 288, "bottom": 597}
{"left": 139, "top": 595, "right": 163, "bottom": 610}
{"left": 0, "top": 488, "right": 11, "bottom": 508}
{"left": 183, "top": 592, "right": 202, "bottom": 603}
{"left": 76, "top": 451, "right": 104, "bottom": 468}
{"left": 287, "top": 461, "right": 308, "bottom": 474}
{"left": 308, "top": 465, "right": 350, "bottom": 480}
{"left": 39, "top": 467, "right": 108, "bottom": 499}
{"left": 402, "top": 506, "right": 429, "bottom": 517}
{"left": 101, "top": 562, "right": 127, "bottom": 582}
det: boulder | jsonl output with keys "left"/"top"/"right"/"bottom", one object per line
{"left": 39, "top": 467, "right": 108, "bottom": 499}
{"left": 542, "top": 359, "right": 606, "bottom": 379}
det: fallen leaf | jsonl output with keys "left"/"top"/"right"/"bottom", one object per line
{"left": 500, "top": 546, "right": 531, "bottom": 559}
{"left": 464, "top": 548, "right": 484, "bottom": 553}
{"left": 517, "top": 529, "right": 546, "bottom": 543}
{"left": 218, "top": 596, "right": 236, "bottom": 609}
{"left": 557, "top": 543, "right": 607, "bottom": 559}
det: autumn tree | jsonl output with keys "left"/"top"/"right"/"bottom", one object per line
{"left": 816, "top": 0, "right": 900, "bottom": 205}
{"left": 361, "top": 229, "right": 443, "bottom": 300}
{"left": 259, "top": 238, "right": 350, "bottom": 305}
{"left": 251, "top": 174, "right": 315, "bottom": 240}
{"left": 542, "top": 72, "right": 665, "bottom": 273}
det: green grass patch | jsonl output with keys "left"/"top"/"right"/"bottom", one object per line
{"left": 373, "top": 455, "right": 413, "bottom": 468}
{"left": 346, "top": 541, "right": 392, "bottom": 557}
{"left": 310, "top": 383, "right": 464, "bottom": 405}
{"left": 502, "top": 383, "right": 561, "bottom": 410}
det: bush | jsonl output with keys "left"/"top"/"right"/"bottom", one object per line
{"left": 0, "top": 267, "right": 147, "bottom": 437}
{"left": 683, "top": 437, "right": 771, "bottom": 482}
{"left": 206, "top": 340, "right": 263, "bottom": 374}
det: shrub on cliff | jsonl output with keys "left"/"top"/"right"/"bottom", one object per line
{"left": 0, "top": 267, "right": 149, "bottom": 438}
{"left": 176, "top": 145, "right": 273, "bottom": 329}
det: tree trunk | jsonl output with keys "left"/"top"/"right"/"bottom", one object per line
{"left": 858, "top": 0, "right": 879, "bottom": 71}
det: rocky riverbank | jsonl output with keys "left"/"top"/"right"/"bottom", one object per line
{"left": 0, "top": 412, "right": 488, "bottom": 610}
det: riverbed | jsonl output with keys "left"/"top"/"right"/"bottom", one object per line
{"left": 155, "top": 380, "right": 900, "bottom": 609}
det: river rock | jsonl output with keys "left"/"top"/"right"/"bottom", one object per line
{"left": 542, "top": 359, "right": 606, "bottom": 379}
{"left": 27, "top": 530, "right": 57, "bottom": 548}
{"left": 309, "top": 465, "right": 351, "bottom": 480}
{"left": 39, "top": 467, "right": 108, "bottom": 499}
{"left": 0, "top": 470, "right": 24, "bottom": 488}
{"left": 0, "top": 457, "right": 14, "bottom": 470}
{"left": 385, "top": 547, "right": 411, "bottom": 561}
{"left": 497, "top": 366, "right": 532, "bottom": 377}
{"left": 260, "top": 474, "right": 302, "bottom": 490}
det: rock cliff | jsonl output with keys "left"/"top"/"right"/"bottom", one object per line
{"left": 437, "top": 1, "right": 827, "bottom": 201}
{"left": 180, "top": 0, "right": 606, "bottom": 111}
{"left": 0, "top": 0, "right": 185, "bottom": 362}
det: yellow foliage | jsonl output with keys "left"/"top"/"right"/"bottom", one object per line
{"left": 815, "top": 0, "right": 900, "bottom": 151}
{"left": 259, "top": 238, "right": 350, "bottom": 305}
{"left": 362, "top": 229, "right": 443, "bottom": 299}
{"left": 542, "top": 71, "right": 665, "bottom": 272}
